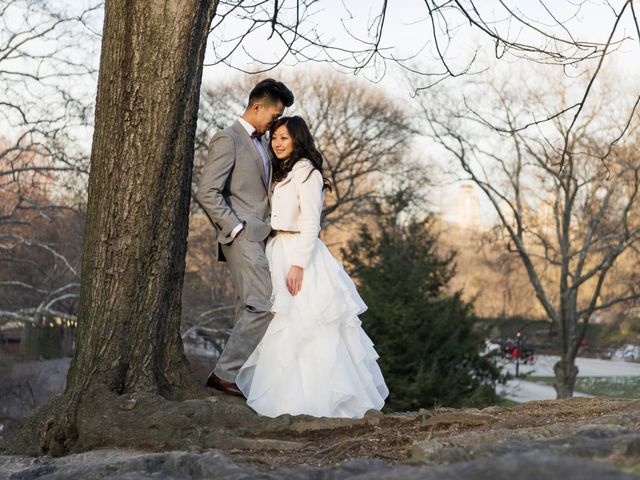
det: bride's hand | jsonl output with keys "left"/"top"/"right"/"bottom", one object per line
{"left": 287, "top": 266, "right": 304, "bottom": 296}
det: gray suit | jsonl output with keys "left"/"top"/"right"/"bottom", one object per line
{"left": 196, "top": 120, "right": 273, "bottom": 383}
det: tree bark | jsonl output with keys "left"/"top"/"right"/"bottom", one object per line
{"left": 14, "top": 0, "right": 217, "bottom": 455}
{"left": 553, "top": 358, "right": 578, "bottom": 399}
{"left": 555, "top": 274, "right": 580, "bottom": 398}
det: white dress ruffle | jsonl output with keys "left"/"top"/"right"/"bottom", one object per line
{"left": 236, "top": 232, "right": 389, "bottom": 418}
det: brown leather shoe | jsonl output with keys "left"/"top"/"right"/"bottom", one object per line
{"left": 206, "top": 371, "right": 244, "bottom": 397}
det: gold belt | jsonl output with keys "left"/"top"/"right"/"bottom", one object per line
{"left": 269, "top": 229, "right": 298, "bottom": 237}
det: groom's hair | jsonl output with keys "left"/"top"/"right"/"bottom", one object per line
{"left": 247, "top": 79, "right": 294, "bottom": 108}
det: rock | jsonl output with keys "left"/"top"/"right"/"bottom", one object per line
{"left": 394, "top": 452, "right": 640, "bottom": 480}
{"left": 201, "top": 432, "right": 304, "bottom": 451}
{"left": 410, "top": 444, "right": 472, "bottom": 464}
{"left": 4, "top": 397, "right": 640, "bottom": 478}
{"left": 274, "top": 458, "right": 392, "bottom": 480}
{"left": 626, "top": 437, "right": 640, "bottom": 456}
{"left": 2, "top": 449, "right": 639, "bottom": 480}
{"left": 412, "top": 423, "right": 640, "bottom": 466}
{"left": 284, "top": 415, "right": 371, "bottom": 434}
{"left": 118, "top": 396, "right": 137, "bottom": 411}
{"left": 421, "top": 412, "right": 495, "bottom": 429}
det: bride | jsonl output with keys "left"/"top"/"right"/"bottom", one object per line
{"left": 236, "top": 115, "right": 388, "bottom": 418}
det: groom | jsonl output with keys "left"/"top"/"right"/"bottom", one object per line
{"left": 196, "top": 79, "right": 294, "bottom": 396}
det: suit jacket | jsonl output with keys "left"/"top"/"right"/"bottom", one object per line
{"left": 270, "top": 160, "right": 324, "bottom": 269}
{"left": 196, "top": 120, "right": 272, "bottom": 260}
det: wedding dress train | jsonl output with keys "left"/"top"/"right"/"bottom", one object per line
{"left": 236, "top": 232, "right": 389, "bottom": 418}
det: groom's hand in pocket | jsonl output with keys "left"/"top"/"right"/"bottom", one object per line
{"left": 287, "top": 266, "right": 303, "bottom": 296}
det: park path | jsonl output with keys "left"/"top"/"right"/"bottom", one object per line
{"left": 498, "top": 379, "right": 593, "bottom": 403}
{"left": 498, "top": 355, "right": 640, "bottom": 402}
{"left": 501, "top": 355, "right": 640, "bottom": 378}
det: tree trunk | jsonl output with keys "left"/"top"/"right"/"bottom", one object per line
{"left": 553, "top": 358, "right": 578, "bottom": 398}
{"left": 554, "top": 290, "right": 579, "bottom": 399}
{"left": 14, "top": 0, "right": 217, "bottom": 455}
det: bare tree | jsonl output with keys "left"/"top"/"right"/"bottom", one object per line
{"left": 196, "top": 70, "right": 411, "bottom": 237}
{"left": 11, "top": 0, "right": 219, "bottom": 457}
{"left": 436, "top": 220, "right": 545, "bottom": 319}
{"left": 209, "top": 1, "right": 618, "bottom": 78}
{"left": 0, "top": 0, "right": 100, "bottom": 327}
{"left": 11, "top": 0, "right": 638, "bottom": 456}
{"left": 185, "top": 70, "right": 412, "bottom": 359}
{"left": 419, "top": 73, "right": 640, "bottom": 397}
{"left": 181, "top": 213, "right": 235, "bottom": 339}
{"left": 210, "top": 1, "right": 639, "bottom": 146}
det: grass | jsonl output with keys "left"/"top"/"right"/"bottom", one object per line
{"left": 496, "top": 397, "right": 520, "bottom": 407}
{"left": 532, "top": 376, "right": 640, "bottom": 398}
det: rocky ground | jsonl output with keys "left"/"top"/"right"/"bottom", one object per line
{"left": 2, "top": 396, "right": 640, "bottom": 479}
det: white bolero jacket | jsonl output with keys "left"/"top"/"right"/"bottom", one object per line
{"left": 270, "top": 159, "right": 324, "bottom": 269}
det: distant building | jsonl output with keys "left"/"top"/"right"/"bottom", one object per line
{"left": 453, "top": 183, "right": 480, "bottom": 229}
{"left": 536, "top": 200, "right": 555, "bottom": 234}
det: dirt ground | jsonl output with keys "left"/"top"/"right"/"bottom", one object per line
{"left": 3, "top": 356, "right": 639, "bottom": 474}
{"left": 224, "top": 397, "right": 640, "bottom": 470}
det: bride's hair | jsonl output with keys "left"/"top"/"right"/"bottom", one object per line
{"left": 269, "top": 116, "right": 331, "bottom": 191}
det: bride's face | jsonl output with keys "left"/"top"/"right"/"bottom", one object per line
{"left": 271, "top": 125, "right": 294, "bottom": 161}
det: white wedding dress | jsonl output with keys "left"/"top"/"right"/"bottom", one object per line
{"left": 236, "top": 163, "right": 388, "bottom": 418}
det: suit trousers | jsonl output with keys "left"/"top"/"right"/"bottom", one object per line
{"left": 215, "top": 236, "right": 273, "bottom": 383}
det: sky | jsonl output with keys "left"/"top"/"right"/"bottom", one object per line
{"left": 203, "top": 1, "right": 640, "bottom": 82}
{"left": 200, "top": 1, "right": 640, "bottom": 226}
{"left": 4, "top": 0, "right": 640, "bottom": 225}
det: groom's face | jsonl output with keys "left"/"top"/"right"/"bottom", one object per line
{"left": 254, "top": 100, "right": 285, "bottom": 135}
